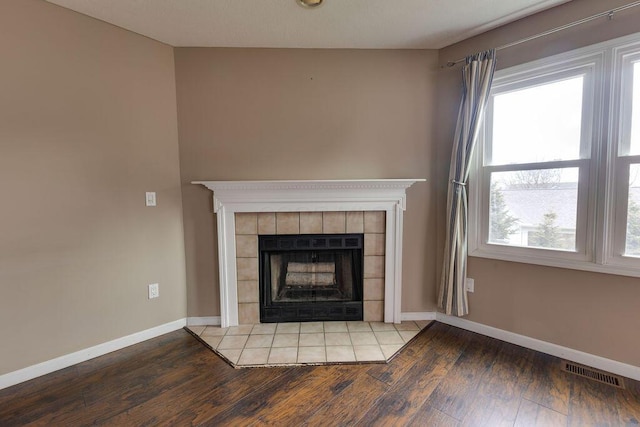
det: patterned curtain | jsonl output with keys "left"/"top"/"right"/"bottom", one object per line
{"left": 438, "top": 50, "right": 496, "bottom": 316}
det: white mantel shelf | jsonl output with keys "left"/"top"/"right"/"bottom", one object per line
{"left": 193, "top": 179, "right": 425, "bottom": 328}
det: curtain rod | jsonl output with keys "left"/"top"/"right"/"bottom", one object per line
{"left": 445, "top": 0, "right": 640, "bottom": 68}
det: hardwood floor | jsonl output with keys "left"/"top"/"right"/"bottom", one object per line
{"left": 1, "top": 322, "right": 638, "bottom": 426}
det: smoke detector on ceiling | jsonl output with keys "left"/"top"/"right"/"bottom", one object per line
{"left": 296, "top": 0, "right": 324, "bottom": 8}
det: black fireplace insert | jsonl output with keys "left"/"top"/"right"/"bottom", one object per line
{"left": 259, "top": 233, "right": 364, "bottom": 322}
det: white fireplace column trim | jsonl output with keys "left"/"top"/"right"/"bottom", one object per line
{"left": 192, "top": 179, "right": 425, "bottom": 328}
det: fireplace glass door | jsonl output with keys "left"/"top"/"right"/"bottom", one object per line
{"left": 259, "top": 234, "right": 363, "bottom": 322}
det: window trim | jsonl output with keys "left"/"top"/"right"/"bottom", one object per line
{"left": 609, "top": 45, "right": 640, "bottom": 267}
{"left": 469, "top": 32, "right": 640, "bottom": 278}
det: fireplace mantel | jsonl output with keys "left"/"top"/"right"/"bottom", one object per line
{"left": 193, "top": 179, "right": 425, "bottom": 327}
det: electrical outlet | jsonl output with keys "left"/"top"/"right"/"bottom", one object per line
{"left": 148, "top": 283, "right": 159, "bottom": 299}
{"left": 465, "top": 278, "right": 475, "bottom": 293}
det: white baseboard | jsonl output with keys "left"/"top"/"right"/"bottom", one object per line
{"left": 435, "top": 313, "right": 640, "bottom": 382}
{"left": 186, "top": 316, "right": 221, "bottom": 326}
{"left": 401, "top": 311, "right": 437, "bottom": 321}
{"left": 0, "top": 318, "right": 187, "bottom": 391}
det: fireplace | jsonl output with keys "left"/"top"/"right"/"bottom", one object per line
{"left": 259, "top": 234, "right": 364, "bottom": 322}
{"left": 192, "top": 179, "right": 424, "bottom": 327}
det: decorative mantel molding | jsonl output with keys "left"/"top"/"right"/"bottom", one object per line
{"left": 193, "top": 179, "right": 425, "bottom": 328}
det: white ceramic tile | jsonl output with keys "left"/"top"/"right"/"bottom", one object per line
{"left": 354, "top": 345, "right": 385, "bottom": 361}
{"left": 218, "top": 335, "right": 248, "bottom": 350}
{"left": 257, "top": 212, "right": 276, "bottom": 234}
{"left": 324, "top": 321, "right": 348, "bottom": 333}
{"left": 299, "top": 333, "right": 325, "bottom": 347}
{"left": 237, "top": 281, "right": 259, "bottom": 304}
{"left": 272, "top": 333, "right": 299, "bottom": 348}
{"left": 201, "top": 335, "right": 223, "bottom": 349}
{"left": 276, "top": 323, "right": 300, "bottom": 334}
{"left": 236, "top": 258, "right": 259, "bottom": 281}
{"left": 276, "top": 212, "right": 300, "bottom": 234}
{"left": 217, "top": 348, "right": 242, "bottom": 365}
{"left": 399, "top": 330, "right": 420, "bottom": 343}
{"left": 186, "top": 325, "right": 206, "bottom": 336}
{"left": 363, "top": 301, "right": 384, "bottom": 322}
{"left": 236, "top": 235, "right": 258, "bottom": 258}
{"left": 363, "top": 256, "right": 385, "bottom": 279}
{"left": 363, "top": 279, "right": 385, "bottom": 301}
{"left": 374, "top": 331, "right": 404, "bottom": 345}
{"left": 346, "top": 211, "right": 364, "bottom": 233}
{"left": 201, "top": 326, "right": 227, "bottom": 337}
{"left": 268, "top": 347, "right": 298, "bottom": 364}
{"left": 235, "top": 213, "right": 257, "bottom": 235}
{"left": 299, "top": 212, "right": 323, "bottom": 234}
{"left": 364, "top": 233, "right": 385, "bottom": 256}
{"left": 394, "top": 321, "right": 419, "bottom": 331}
{"left": 369, "top": 322, "right": 396, "bottom": 332}
{"left": 251, "top": 323, "right": 277, "bottom": 335}
{"left": 380, "top": 344, "right": 403, "bottom": 359}
{"left": 364, "top": 211, "right": 385, "bottom": 233}
{"left": 297, "top": 346, "right": 326, "bottom": 363}
{"left": 238, "top": 348, "right": 270, "bottom": 365}
{"left": 347, "top": 321, "right": 372, "bottom": 332}
{"left": 238, "top": 304, "right": 260, "bottom": 324}
{"left": 326, "top": 346, "right": 356, "bottom": 363}
{"left": 227, "top": 325, "right": 254, "bottom": 335}
{"left": 322, "top": 211, "right": 346, "bottom": 233}
{"left": 245, "top": 334, "right": 274, "bottom": 348}
{"left": 324, "top": 332, "right": 351, "bottom": 346}
{"left": 300, "top": 322, "right": 324, "bottom": 333}
{"left": 350, "top": 332, "right": 378, "bottom": 345}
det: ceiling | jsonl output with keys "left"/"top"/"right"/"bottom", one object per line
{"left": 45, "top": 0, "right": 572, "bottom": 49}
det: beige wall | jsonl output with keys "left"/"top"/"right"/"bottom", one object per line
{"left": 0, "top": 0, "right": 186, "bottom": 375}
{"left": 437, "top": 0, "right": 640, "bottom": 366}
{"left": 175, "top": 48, "right": 439, "bottom": 318}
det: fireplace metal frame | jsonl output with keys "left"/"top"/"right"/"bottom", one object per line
{"left": 259, "top": 233, "right": 364, "bottom": 322}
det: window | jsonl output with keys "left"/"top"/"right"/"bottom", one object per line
{"left": 469, "top": 33, "right": 640, "bottom": 277}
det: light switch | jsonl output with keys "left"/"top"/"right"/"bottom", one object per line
{"left": 145, "top": 192, "right": 156, "bottom": 207}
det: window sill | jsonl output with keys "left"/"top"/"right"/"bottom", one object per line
{"left": 469, "top": 246, "right": 640, "bottom": 279}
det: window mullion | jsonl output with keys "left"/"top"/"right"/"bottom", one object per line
{"left": 484, "top": 159, "right": 586, "bottom": 174}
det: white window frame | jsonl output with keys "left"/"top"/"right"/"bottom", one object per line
{"left": 469, "top": 32, "right": 640, "bottom": 278}
{"left": 609, "top": 44, "right": 640, "bottom": 268}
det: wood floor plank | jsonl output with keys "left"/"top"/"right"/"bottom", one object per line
{"left": 104, "top": 364, "right": 292, "bottom": 425}
{"left": 426, "top": 329, "right": 503, "bottom": 421}
{"left": 522, "top": 352, "right": 570, "bottom": 415}
{"left": 354, "top": 324, "right": 467, "bottom": 426}
{"left": 514, "top": 397, "right": 567, "bottom": 427}
{"left": 366, "top": 322, "right": 466, "bottom": 387}
{"left": 55, "top": 333, "right": 218, "bottom": 425}
{"left": 458, "top": 340, "right": 535, "bottom": 426}
{"left": 212, "top": 365, "right": 359, "bottom": 426}
{"left": 302, "top": 370, "right": 389, "bottom": 426}
{"left": 1, "top": 323, "right": 638, "bottom": 427}
{"left": 407, "top": 403, "right": 461, "bottom": 427}
{"left": 568, "top": 375, "right": 623, "bottom": 427}
{"left": 615, "top": 378, "right": 640, "bottom": 426}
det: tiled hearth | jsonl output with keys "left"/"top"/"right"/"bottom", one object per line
{"left": 187, "top": 320, "right": 432, "bottom": 368}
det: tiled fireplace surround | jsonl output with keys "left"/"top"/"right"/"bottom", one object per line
{"left": 234, "top": 210, "right": 387, "bottom": 324}
{"left": 193, "top": 179, "right": 424, "bottom": 328}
